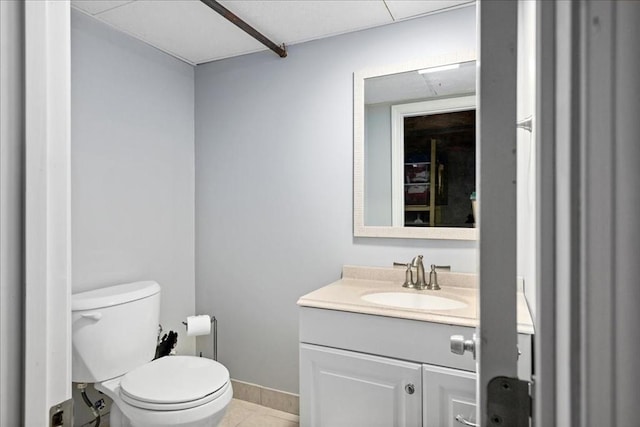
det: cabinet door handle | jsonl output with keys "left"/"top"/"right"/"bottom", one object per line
{"left": 404, "top": 383, "right": 415, "bottom": 395}
{"left": 455, "top": 414, "right": 478, "bottom": 426}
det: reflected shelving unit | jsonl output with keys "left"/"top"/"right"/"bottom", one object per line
{"left": 404, "top": 139, "right": 441, "bottom": 227}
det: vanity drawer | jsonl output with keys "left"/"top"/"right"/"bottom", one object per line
{"left": 300, "top": 306, "right": 476, "bottom": 372}
{"left": 300, "top": 306, "right": 532, "bottom": 380}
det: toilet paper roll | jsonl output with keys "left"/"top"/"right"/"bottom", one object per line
{"left": 185, "top": 315, "right": 211, "bottom": 337}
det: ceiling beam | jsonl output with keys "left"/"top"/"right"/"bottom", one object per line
{"left": 200, "top": 0, "right": 287, "bottom": 58}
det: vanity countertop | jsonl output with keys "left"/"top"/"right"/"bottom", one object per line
{"left": 297, "top": 265, "right": 534, "bottom": 335}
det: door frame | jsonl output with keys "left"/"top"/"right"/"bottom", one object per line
{"left": 24, "top": 1, "right": 72, "bottom": 425}
{"left": 17, "top": 0, "right": 639, "bottom": 426}
{"left": 535, "top": 1, "right": 640, "bottom": 426}
{"left": 476, "top": 1, "right": 519, "bottom": 425}
{"left": 0, "top": 1, "right": 26, "bottom": 424}
{"left": 534, "top": 0, "right": 558, "bottom": 425}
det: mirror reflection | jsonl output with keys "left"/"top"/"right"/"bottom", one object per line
{"left": 354, "top": 56, "right": 478, "bottom": 240}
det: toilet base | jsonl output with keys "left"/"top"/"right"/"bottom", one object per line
{"left": 103, "top": 381, "right": 232, "bottom": 427}
{"left": 109, "top": 403, "right": 229, "bottom": 427}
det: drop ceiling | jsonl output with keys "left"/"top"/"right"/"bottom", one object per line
{"left": 71, "top": 0, "right": 474, "bottom": 65}
{"left": 365, "top": 61, "right": 476, "bottom": 105}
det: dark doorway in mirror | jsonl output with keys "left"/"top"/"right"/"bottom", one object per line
{"left": 403, "top": 109, "right": 475, "bottom": 228}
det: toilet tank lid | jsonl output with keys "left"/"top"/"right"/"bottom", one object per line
{"left": 72, "top": 281, "right": 160, "bottom": 311}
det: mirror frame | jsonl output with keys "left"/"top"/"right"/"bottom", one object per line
{"left": 353, "top": 50, "right": 478, "bottom": 240}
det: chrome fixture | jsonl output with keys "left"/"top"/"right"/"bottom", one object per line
{"left": 411, "top": 255, "right": 427, "bottom": 289}
{"left": 455, "top": 414, "right": 478, "bottom": 426}
{"left": 517, "top": 115, "right": 533, "bottom": 133}
{"left": 428, "top": 264, "right": 440, "bottom": 290}
{"left": 394, "top": 255, "right": 429, "bottom": 289}
{"left": 427, "top": 264, "right": 450, "bottom": 290}
{"left": 393, "top": 262, "right": 415, "bottom": 288}
{"left": 182, "top": 315, "right": 218, "bottom": 361}
{"left": 450, "top": 334, "right": 477, "bottom": 359}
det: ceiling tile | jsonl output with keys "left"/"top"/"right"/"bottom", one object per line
{"left": 97, "top": 0, "right": 265, "bottom": 64}
{"left": 71, "top": 0, "right": 134, "bottom": 16}
{"left": 73, "top": 0, "right": 473, "bottom": 65}
{"left": 218, "top": 0, "right": 393, "bottom": 47}
{"left": 385, "top": 0, "right": 473, "bottom": 21}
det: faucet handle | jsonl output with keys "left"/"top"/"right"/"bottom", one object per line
{"left": 427, "top": 264, "right": 441, "bottom": 290}
{"left": 393, "top": 262, "right": 417, "bottom": 288}
{"left": 433, "top": 265, "right": 451, "bottom": 271}
{"left": 402, "top": 263, "right": 416, "bottom": 289}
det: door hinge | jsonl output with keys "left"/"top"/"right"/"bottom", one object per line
{"left": 487, "top": 376, "right": 531, "bottom": 427}
{"left": 50, "top": 398, "right": 73, "bottom": 426}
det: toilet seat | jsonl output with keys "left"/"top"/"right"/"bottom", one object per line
{"left": 119, "top": 356, "right": 230, "bottom": 411}
{"left": 121, "top": 381, "right": 230, "bottom": 411}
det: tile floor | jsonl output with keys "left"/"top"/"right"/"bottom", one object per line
{"left": 219, "top": 398, "right": 300, "bottom": 427}
{"left": 80, "top": 398, "right": 298, "bottom": 427}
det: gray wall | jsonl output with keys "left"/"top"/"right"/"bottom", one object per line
{"left": 71, "top": 10, "right": 196, "bottom": 423}
{"left": 195, "top": 5, "right": 477, "bottom": 394}
{"left": 71, "top": 8, "right": 195, "bottom": 362}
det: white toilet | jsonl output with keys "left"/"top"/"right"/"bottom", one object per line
{"left": 72, "top": 281, "right": 232, "bottom": 427}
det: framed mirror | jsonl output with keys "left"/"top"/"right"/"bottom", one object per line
{"left": 354, "top": 51, "right": 478, "bottom": 240}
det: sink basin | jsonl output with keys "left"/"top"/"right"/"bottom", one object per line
{"left": 361, "top": 292, "right": 467, "bottom": 311}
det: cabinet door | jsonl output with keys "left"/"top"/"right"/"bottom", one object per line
{"left": 423, "top": 365, "right": 476, "bottom": 427}
{"left": 300, "top": 344, "right": 422, "bottom": 427}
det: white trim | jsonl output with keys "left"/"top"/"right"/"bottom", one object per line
{"left": 477, "top": 1, "right": 519, "bottom": 425}
{"left": 24, "top": 1, "right": 72, "bottom": 424}
{"left": 534, "top": 0, "right": 557, "bottom": 425}
{"left": 353, "top": 51, "right": 478, "bottom": 240}
{"left": 390, "top": 96, "right": 476, "bottom": 227}
{"left": 553, "top": 2, "right": 582, "bottom": 424}
{"left": 0, "top": 1, "right": 25, "bottom": 424}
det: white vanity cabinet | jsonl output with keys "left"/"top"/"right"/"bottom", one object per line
{"left": 300, "top": 344, "right": 423, "bottom": 427}
{"left": 422, "top": 365, "right": 476, "bottom": 427}
{"left": 299, "top": 306, "right": 531, "bottom": 427}
{"left": 300, "top": 343, "right": 477, "bottom": 427}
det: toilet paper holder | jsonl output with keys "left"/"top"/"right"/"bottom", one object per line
{"left": 182, "top": 315, "right": 217, "bottom": 361}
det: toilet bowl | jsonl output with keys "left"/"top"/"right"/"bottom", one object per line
{"left": 72, "top": 281, "right": 232, "bottom": 427}
{"left": 96, "top": 356, "right": 233, "bottom": 427}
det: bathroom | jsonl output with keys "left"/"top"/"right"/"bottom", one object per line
{"left": 1, "top": 1, "right": 639, "bottom": 426}
{"left": 67, "top": 1, "right": 534, "bottom": 424}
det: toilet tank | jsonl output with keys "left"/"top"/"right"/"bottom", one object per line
{"left": 72, "top": 281, "right": 161, "bottom": 383}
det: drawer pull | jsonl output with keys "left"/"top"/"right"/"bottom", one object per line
{"left": 455, "top": 414, "right": 478, "bottom": 426}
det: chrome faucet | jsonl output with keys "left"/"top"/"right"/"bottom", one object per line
{"left": 411, "top": 255, "right": 427, "bottom": 289}
{"left": 394, "top": 255, "right": 427, "bottom": 289}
